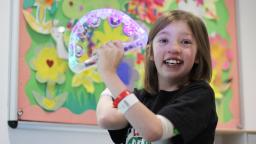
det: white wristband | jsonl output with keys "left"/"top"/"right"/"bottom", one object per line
{"left": 118, "top": 93, "right": 139, "bottom": 114}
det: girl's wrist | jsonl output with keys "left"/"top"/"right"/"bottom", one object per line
{"left": 113, "top": 89, "right": 130, "bottom": 108}
{"left": 100, "top": 70, "right": 116, "bottom": 81}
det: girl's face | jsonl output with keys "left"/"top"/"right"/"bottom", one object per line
{"left": 152, "top": 21, "right": 197, "bottom": 89}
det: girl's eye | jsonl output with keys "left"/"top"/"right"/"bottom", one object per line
{"left": 180, "top": 39, "right": 192, "bottom": 46}
{"left": 159, "top": 38, "right": 169, "bottom": 44}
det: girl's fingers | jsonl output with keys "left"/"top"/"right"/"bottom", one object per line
{"left": 97, "top": 41, "right": 124, "bottom": 57}
{"left": 113, "top": 41, "right": 123, "bottom": 48}
{"left": 106, "top": 41, "right": 117, "bottom": 49}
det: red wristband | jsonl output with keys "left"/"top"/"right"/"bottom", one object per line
{"left": 113, "top": 89, "right": 130, "bottom": 108}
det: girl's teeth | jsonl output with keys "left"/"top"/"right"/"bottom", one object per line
{"left": 165, "top": 59, "right": 180, "bottom": 64}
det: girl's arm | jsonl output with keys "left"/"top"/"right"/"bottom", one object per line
{"left": 101, "top": 72, "right": 163, "bottom": 141}
{"left": 96, "top": 88, "right": 128, "bottom": 130}
{"left": 96, "top": 41, "right": 164, "bottom": 141}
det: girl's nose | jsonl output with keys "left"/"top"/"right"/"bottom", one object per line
{"left": 167, "top": 41, "right": 181, "bottom": 54}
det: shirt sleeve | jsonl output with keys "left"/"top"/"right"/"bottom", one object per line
{"left": 158, "top": 83, "right": 215, "bottom": 143}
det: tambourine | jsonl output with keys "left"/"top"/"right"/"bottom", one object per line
{"left": 68, "top": 8, "right": 148, "bottom": 73}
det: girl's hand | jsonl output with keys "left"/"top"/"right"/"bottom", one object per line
{"left": 96, "top": 41, "right": 124, "bottom": 78}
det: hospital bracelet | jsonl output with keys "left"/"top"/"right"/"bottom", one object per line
{"left": 117, "top": 93, "right": 139, "bottom": 114}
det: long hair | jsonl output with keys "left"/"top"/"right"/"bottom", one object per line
{"left": 144, "top": 10, "right": 212, "bottom": 95}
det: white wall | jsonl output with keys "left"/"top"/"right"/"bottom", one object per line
{"left": 1, "top": 0, "right": 256, "bottom": 144}
{"left": 236, "top": 0, "right": 256, "bottom": 131}
{"left": 0, "top": 0, "right": 11, "bottom": 143}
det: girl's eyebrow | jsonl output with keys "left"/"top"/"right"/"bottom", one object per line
{"left": 176, "top": 31, "right": 193, "bottom": 37}
{"left": 157, "top": 31, "right": 193, "bottom": 37}
{"left": 157, "top": 31, "right": 171, "bottom": 36}
{"left": 180, "top": 32, "right": 193, "bottom": 37}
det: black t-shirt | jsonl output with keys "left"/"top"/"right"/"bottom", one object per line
{"left": 108, "top": 80, "right": 218, "bottom": 144}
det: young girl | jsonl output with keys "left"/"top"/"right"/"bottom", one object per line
{"left": 96, "top": 10, "right": 218, "bottom": 144}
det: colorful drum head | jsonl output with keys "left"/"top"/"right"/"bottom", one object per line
{"left": 68, "top": 8, "right": 148, "bottom": 73}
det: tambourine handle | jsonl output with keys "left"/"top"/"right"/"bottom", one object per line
{"left": 84, "top": 54, "right": 98, "bottom": 68}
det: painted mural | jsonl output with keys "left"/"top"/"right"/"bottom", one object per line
{"left": 17, "top": 0, "right": 240, "bottom": 129}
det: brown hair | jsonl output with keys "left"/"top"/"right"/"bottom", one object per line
{"left": 144, "top": 10, "right": 212, "bottom": 94}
